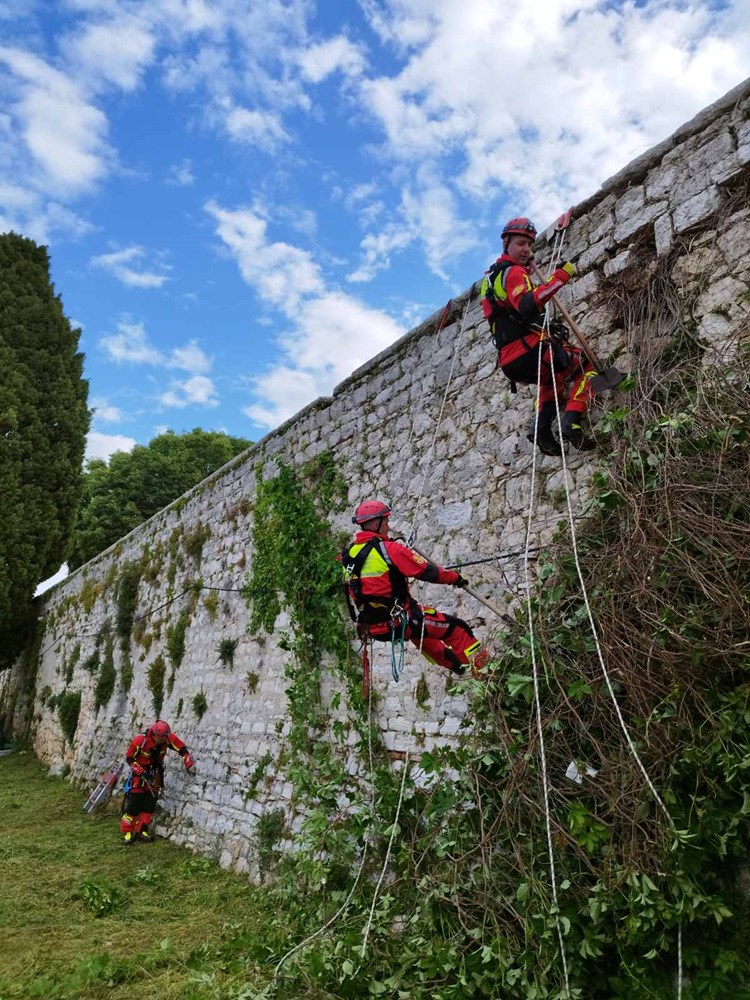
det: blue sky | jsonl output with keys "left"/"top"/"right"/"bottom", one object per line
{"left": 2, "top": 0, "right": 748, "bottom": 465}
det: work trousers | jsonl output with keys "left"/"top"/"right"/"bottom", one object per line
{"left": 369, "top": 604, "right": 480, "bottom": 674}
{"left": 500, "top": 337, "right": 595, "bottom": 413}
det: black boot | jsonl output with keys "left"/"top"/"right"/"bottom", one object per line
{"left": 560, "top": 411, "right": 596, "bottom": 451}
{"left": 526, "top": 403, "right": 561, "bottom": 457}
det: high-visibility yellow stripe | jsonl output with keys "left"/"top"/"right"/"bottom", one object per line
{"left": 345, "top": 543, "right": 390, "bottom": 579}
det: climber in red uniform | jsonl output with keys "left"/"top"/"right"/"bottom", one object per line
{"left": 481, "top": 216, "right": 596, "bottom": 455}
{"left": 120, "top": 720, "right": 196, "bottom": 844}
{"left": 341, "top": 500, "right": 488, "bottom": 676}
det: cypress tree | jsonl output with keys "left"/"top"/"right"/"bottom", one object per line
{"left": 0, "top": 233, "right": 90, "bottom": 666}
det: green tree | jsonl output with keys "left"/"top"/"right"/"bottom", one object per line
{"left": 0, "top": 233, "right": 90, "bottom": 667}
{"left": 68, "top": 428, "right": 251, "bottom": 568}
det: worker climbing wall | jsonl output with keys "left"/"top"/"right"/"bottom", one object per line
{"left": 1, "top": 76, "right": 749, "bottom": 879}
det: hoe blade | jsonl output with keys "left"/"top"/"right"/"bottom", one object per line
{"left": 591, "top": 366, "right": 625, "bottom": 392}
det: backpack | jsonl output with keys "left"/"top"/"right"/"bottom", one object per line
{"left": 481, "top": 260, "right": 530, "bottom": 351}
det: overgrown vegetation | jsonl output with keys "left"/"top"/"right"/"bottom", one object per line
{"left": 192, "top": 690, "right": 208, "bottom": 721}
{"left": 166, "top": 610, "right": 189, "bottom": 670}
{"left": 217, "top": 637, "right": 240, "bottom": 668}
{"left": 235, "top": 253, "right": 750, "bottom": 997}
{"left": 115, "top": 563, "right": 141, "bottom": 653}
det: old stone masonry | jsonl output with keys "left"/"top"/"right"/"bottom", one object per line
{"left": 3, "top": 77, "right": 750, "bottom": 878}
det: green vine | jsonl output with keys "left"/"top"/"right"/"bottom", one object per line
{"left": 167, "top": 610, "right": 189, "bottom": 669}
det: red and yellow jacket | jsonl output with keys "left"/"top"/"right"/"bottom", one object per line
{"left": 125, "top": 731, "right": 193, "bottom": 793}
{"left": 342, "top": 531, "right": 460, "bottom": 626}
{"left": 481, "top": 253, "right": 573, "bottom": 364}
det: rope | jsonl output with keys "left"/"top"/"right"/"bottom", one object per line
{"left": 360, "top": 604, "right": 427, "bottom": 958}
{"left": 542, "top": 227, "right": 682, "bottom": 992}
{"left": 524, "top": 323, "right": 572, "bottom": 997}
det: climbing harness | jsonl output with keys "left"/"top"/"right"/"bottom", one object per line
{"left": 389, "top": 601, "right": 407, "bottom": 682}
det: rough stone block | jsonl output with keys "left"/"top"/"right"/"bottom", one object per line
{"left": 603, "top": 250, "right": 633, "bottom": 277}
{"left": 673, "top": 186, "right": 721, "bottom": 234}
{"left": 654, "top": 213, "right": 674, "bottom": 257}
{"left": 614, "top": 198, "right": 668, "bottom": 243}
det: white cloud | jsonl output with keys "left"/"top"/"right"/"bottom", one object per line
{"left": 86, "top": 430, "right": 137, "bottom": 461}
{"left": 168, "top": 341, "right": 212, "bottom": 373}
{"left": 344, "top": 0, "right": 750, "bottom": 277}
{"left": 208, "top": 200, "right": 405, "bottom": 428}
{"left": 159, "top": 374, "right": 219, "bottom": 408}
{"left": 223, "top": 104, "right": 290, "bottom": 149}
{"left": 167, "top": 157, "right": 195, "bottom": 185}
{"left": 64, "top": 14, "right": 155, "bottom": 90}
{"left": 100, "top": 317, "right": 212, "bottom": 373}
{"left": 91, "top": 245, "right": 172, "bottom": 288}
{"left": 298, "top": 35, "right": 366, "bottom": 83}
{"left": 0, "top": 46, "right": 111, "bottom": 197}
{"left": 205, "top": 200, "right": 325, "bottom": 312}
{"left": 100, "top": 319, "right": 163, "bottom": 364}
{"left": 91, "top": 397, "right": 124, "bottom": 422}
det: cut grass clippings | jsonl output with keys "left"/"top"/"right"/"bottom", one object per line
{"left": 0, "top": 752, "right": 288, "bottom": 1000}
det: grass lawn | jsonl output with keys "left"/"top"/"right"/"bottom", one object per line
{"left": 0, "top": 751, "right": 285, "bottom": 1000}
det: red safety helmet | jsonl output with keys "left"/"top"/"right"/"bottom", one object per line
{"left": 501, "top": 216, "right": 537, "bottom": 242}
{"left": 352, "top": 499, "right": 392, "bottom": 525}
{"left": 148, "top": 720, "right": 170, "bottom": 742}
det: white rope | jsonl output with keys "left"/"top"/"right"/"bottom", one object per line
{"left": 524, "top": 322, "right": 572, "bottom": 997}
{"left": 547, "top": 343, "right": 671, "bottom": 822}
{"left": 543, "top": 253, "right": 682, "bottom": 993}
{"left": 406, "top": 299, "right": 471, "bottom": 544}
{"left": 360, "top": 610, "right": 427, "bottom": 957}
{"left": 273, "top": 642, "right": 378, "bottom": 977}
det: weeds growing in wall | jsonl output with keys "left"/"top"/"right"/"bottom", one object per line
{"left": 94, "top": 636, "right": 116, "bottom": 710}
{"left": 57, "top": 691, "right": 81, "bottom": 745}
{"left": 115, "top": 563, "right": 141, "bottom": 653}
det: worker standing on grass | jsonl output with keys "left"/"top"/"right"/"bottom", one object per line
{"left": 341, "top": 500, "right": 489, "bottom": 676}
{"left": 481, "top": 216, "right": 597, "bottom": 456}
{"left": 120, "top": 720, "right": 196, "bottom": 844}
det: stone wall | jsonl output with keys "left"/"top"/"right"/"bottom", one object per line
{"left": 2, "top": 76, "right": 749, "bottom": 877}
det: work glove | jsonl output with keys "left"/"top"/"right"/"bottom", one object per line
{"left": 452, "top": 573, "right": 469, "bottom": 588}
{"left": 130, "top": 762, "right": 145, "bottom": 777}
{"left": 184, "top": 755, "right": 197, "bottom": 775}
{"left": 555, "top": 261, "right": 576, "bottom": 283}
